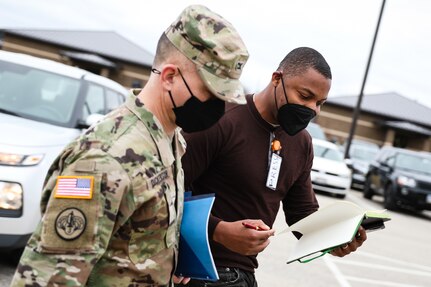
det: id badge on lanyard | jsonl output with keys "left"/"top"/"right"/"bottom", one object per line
{"left": 266, "top": 133, "right": 282, "bottom": 190}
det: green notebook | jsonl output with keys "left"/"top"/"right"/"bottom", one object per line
{"left": 279, "top": 201, "right": 391, "bottom": 264}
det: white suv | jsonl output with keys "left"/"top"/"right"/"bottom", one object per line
{"left": 0, "top": 50, "right": 128, "bottom": 251}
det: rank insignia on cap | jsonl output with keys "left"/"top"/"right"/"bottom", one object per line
{"left": 55, "top": 207, "right": 87, "bottom": 240}
{"left": 54, "top": 176, "right": 94, "bottom": 199}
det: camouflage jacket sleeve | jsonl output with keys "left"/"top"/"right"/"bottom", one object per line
{"left": 11, "top": 150, "right": 132, "bottom": 287}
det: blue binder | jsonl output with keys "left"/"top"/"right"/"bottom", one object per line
{"left": 175, "top": 193, "right": 219, "bottom": 281}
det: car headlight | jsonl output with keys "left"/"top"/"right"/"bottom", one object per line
{"left": 396, "top": 176, "right": 416, "bottom": 187}
{"left": 0, "top": 182, "right": 23, "bottom": 210}
{"left": 0, "top": 152, "right": 44, "bottom": 166}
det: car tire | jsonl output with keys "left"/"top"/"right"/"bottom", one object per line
{"left": 384, "top": 183, "right": 397, "bottom": 210}
{"left": 8, "top": 248, "right": 24, "bottom": 265}
{"left": 363, "top": 176, "right": 374, "bottom": 199}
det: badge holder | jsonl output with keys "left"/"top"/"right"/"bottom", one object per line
{"left": 266, "top": 134, "right": 282, "bottom": 190}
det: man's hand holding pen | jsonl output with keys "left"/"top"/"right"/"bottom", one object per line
{"left": 213, "top": 219, "right": 275, "bottom": 256}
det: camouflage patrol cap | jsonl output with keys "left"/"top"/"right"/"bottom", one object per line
{"left": 165, "top": 5, "right": 249, "bottom": 104}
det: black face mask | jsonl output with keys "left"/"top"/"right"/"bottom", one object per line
{"left": 169, "top": 68, "right": 225, "bottom": 133}
{"left": 275, "top": 74, "right": 316, "bottom": 136}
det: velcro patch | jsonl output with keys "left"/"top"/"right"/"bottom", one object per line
{"left": 55, "top": 207, "right": 87, "bottom": 240}
{"left": 54, "top": 176, "right": 94, "bottom": 199}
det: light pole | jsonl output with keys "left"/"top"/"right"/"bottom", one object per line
{"left": 344, "top": 0, "right": 386, "bottom": 159}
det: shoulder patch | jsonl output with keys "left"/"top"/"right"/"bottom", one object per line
{"left": 54, "top": 176, "right": 94, "bottom": 199}
{"left": 55, "top": 207, "right": 87, "bottom": 240}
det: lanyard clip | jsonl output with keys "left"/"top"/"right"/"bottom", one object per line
{"left": 271, "top": 139, "right": 282, "bottom": 153}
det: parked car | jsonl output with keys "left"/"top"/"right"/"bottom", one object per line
{"left": 344, "top": 139, "right": 380, "bottom": 189}
{"left": 363, "top": 146, "right": 431, "bottom": 211}
{"left": 0, "top": 50, "right": 128, "bottom": 251}
{"left": 306, "top": 122, "right": 327, "bottom": 141}
{"left": 311, "top": 139, "right": 352, "bottom": 198}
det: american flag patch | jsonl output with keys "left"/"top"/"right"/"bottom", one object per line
{"left": 54, "top": 176, "right": 94, "bottom": 199}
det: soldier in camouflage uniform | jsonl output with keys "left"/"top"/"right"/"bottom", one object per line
{"left": 10, "top": 5, "right": 249, "bottom": 287}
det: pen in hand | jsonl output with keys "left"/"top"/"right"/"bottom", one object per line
{"left": 242, "top": 222, "right": 262, "bottom": 231}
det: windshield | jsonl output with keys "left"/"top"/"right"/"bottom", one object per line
{"left": 395, "top": 153, "right": 431, "bottom": 174}
{"left": 350, "top": 146, "right": 379, "bottom": 161}
{"left": 313, "top": 144, "right": 344, "bottom": 162}
{"left": 0, "top": 60, "right": 81, "bottom": 126}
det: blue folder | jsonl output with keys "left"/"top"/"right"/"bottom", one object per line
{"left": 175, "top": 193, "right": 219, "bottom": 281}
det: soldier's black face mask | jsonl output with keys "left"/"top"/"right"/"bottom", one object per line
{"left": 169, "top": 68, "right": 225, "bottom": 133}
{"left": 275, "top": 73, "right": 316, "bottom": 136}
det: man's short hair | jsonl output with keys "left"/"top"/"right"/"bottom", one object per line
{"left": 153, "top": 33, "right": 181, "bottom": 68}
{"left": 278, "top": 47, "right": 332, "bottom": 80}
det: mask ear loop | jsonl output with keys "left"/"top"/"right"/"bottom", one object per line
{"left": 274, "top": 85, "right": 279, "bottom": 110}
{"left": 177, "top": 68, "right": 195, "bottom": 97}
{"left": 279, "top": 71, "right": 290, "bottom": 104}
{"left": 168, "top": 91, "right": 177, "bottom": 108}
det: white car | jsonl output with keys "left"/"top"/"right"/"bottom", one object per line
{"left": 306, "top": 122, "right": 327, "bottom": 141}
{"left": 311, "top": 139, "right": 352, "bottom": 198}
{"left": 0, "top": 50, "right": 128, "bottom": 251}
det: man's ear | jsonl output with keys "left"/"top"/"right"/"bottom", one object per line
{"left": 271, "top": 71, "right": 282, "bottom": 87}
{"left": 160, "top": 64, "right": 178, "bottom": 90}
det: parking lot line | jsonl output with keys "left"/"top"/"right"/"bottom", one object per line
{"left": 353, "top": 251, "right": 431, "bottom": 272}
{"left": 324, "top": 249, "right": 431, "bottom": 287}
{"left": 344, "top": 276, "right": 427, "bottom": 287}
{"left": 323, "top": 256, "right": 351, "bottom": 287}
{"left": 332, "top": 258, "right": 431, "bottom": 277}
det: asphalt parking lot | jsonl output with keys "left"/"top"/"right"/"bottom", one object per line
{"left": 255, "top": 190, "right": 431, "bottom": 287}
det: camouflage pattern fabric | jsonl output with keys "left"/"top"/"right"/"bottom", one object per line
{"left": 165, "top": 5, "right": 249, "bottom": 105}
{"left": 10, "top": 89, "right": 186, "bottom": 287}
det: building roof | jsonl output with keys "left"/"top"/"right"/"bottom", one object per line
{"left": 61, "top": 50, "right": 117, "bottom": 68}
{"left": 381, "top": 121, "right": 431, "bottom": 136}
{"left": 3, "top": 29, "right": 154, "bottom": 67}
{"left": 326, "top": 92, "right": 431, "bottom": 128}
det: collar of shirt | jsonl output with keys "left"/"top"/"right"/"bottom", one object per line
{"left": 125, "top": 89, "right": 185, "bottom": 167}
{"left": 247, "top": 94, "right": 278, "bottom": 132}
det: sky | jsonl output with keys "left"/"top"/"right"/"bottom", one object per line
{"left": 1, "top": 0, "right": 430, "bottom": 107}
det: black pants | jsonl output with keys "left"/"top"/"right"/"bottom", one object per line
{"left": 178, "top": 267, "right": 257, "bottom": 287}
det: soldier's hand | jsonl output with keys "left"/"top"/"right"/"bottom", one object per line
{"left": 213, "top": 220, "right": 275, "bottom": 256}
{"left": 173, "top": 275, "right": 190, "bottom": 285}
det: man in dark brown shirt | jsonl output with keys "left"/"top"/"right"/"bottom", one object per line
{"left": 181, "top": 47, "right": 367, "bottom": 286}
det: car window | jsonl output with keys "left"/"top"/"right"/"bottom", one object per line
{"left": 106, "top": 89, "right": 125, "bottom": 113}
{"left": 313, "top": 144, "right": 344, "bottom": 162}
{"left": 350, "top": 145, "right": 379, "bottom": 161}
{"left": 395, "top": 153, "right": 431, "bottom": 174}
{"left": 83, "top": 84, "right": 105, "bottom": 118}
{"left": 0, "top": 59, "right": 81, "bottom": 125}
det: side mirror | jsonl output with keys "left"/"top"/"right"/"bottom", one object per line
{"left": 344, "top": 158, "right": 353, "bottom": 169}
{"left": 77, "top": 113, "right": 104, "bottom": 129}
{"left": 380, "top": 162, "right": 393, "bottom": 173}
{"left": 85, "top": 113, "right": 104, "bottom": 126}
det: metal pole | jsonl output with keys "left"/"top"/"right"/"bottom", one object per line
{"left": 344, "top": 0, "right": 386, "bottom": 159}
